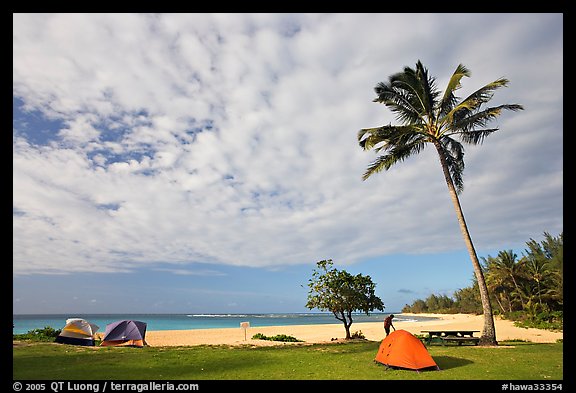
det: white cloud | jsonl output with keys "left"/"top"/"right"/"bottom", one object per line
{"left": 13, "top": 13, "right": 563, "bottom": 275}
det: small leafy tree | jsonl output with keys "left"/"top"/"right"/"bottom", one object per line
{"left": 306, "top": 259, "right": 384, "bottom": 339}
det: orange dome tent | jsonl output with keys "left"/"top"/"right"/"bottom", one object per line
{"left": 374, "top": 329, "right": 439, "bottom": 371}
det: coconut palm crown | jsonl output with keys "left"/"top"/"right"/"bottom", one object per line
{"left": 359, "top": 60, "right": 523, "bottom": 187}
{"left": 358, "top": 60, "right": 523, "bottom": 345}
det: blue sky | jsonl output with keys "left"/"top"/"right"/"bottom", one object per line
{"left": 13, "top": 13, "right": 563, "bottom": 315}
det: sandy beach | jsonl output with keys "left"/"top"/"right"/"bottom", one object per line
{"left": 107, "top": 313, "right": 562, "bottom": 347}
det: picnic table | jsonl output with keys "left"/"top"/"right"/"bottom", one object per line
{"left": 420, "top": 330, "right": 481, "bottom": 346}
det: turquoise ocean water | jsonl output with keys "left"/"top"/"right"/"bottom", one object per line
{"left": 12, "top": 313, "right": 439, "bottom": 335}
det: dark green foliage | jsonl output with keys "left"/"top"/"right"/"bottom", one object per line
{"left": 306, "top": 259, "right": 384, "bottom": 339}
{"left": 507, "top": 310, "right": 563, "bottom": 331}
{"left": 252, "top": 333, "right": 303, "bottom": 342}
{"left": 402, "top": 231, "right": 563, "bottom": 330}
{"left": 13, "top": 326, "right": 61, "bottom": 342}
{"left": 451, "top": 286, "right": 483, "bottom": 314}
{"left": 358, "top": 60, "right": 523, "bottom": 188}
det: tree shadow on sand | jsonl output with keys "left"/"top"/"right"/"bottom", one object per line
{"left": 434, "top": 356, "right": 474, "bottom": 370}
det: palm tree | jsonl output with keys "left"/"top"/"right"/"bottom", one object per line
{"left": 482, "top": 255, "right": 515, "bottom": 313}
{"left": 357, "top": 60, "right": 523, "bottom": 345}
{"left": 485, "top": 250, "right": 527, "bottom": 311}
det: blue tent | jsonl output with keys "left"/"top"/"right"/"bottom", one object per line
{"left": 100, "top": 320, "right": 147, "bottom": 347}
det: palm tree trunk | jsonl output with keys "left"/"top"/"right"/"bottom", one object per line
{"left": 434, "top": 143, "right": 498, "bottom": 346}
{"left": 495, "top": 294, "right": 505, "bottom": 314}
{"left": 505, "top": 292, "right": 514, "bottom": 313}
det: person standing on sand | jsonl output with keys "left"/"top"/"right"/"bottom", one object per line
{"left": 384, "top": 314, "right": 396, "bottom": 336}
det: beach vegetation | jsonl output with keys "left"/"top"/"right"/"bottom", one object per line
{"left": 12, "top": 340, "right": 562, "bottom": 380}
{"left": 402, "top": 231, "right": 563, "bottom": 332}
{"left": 350, "top": 330, "right": 365, "bottom": 339}
{"left": 12, "top": 326, "right": 61, "bottom": 342}
{"left": 357, "top": 60, "right": 523, "bottom": 346}
{"left": 305, "top": 259, "right": 384, "bottom": 340}
{"left": 251, "top": 333, "right": 304, "bottom": 342}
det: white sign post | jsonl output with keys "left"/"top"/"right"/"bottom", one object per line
{"left": 240, "top": 321, "right": 250, "bottom": 340}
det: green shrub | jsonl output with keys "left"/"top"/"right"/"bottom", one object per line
{"left": 13, "top": 326, "right": 61, "bottom": 342}
{"left": 350, "top": 330, "right": 365, "bottom": 339}
{"left": 507, "top": 310, "right": 563, "bottom": 331}
{"left": 251, "top": 333, "right": 303, "bottom": 342}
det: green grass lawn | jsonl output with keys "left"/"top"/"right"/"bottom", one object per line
{"left": 13, "top": 340, "right": 563, "bottom": 380}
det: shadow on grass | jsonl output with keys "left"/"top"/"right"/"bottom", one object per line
{"left": 433, "top": 356, "right": 474, "bottom": 370}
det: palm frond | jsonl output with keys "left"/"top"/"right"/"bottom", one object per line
{"left": 358, "top": 125, "right": 393, "bottom": 150}
{"left": 439, "top": 137, "right": 465, "bottom": 193}
{"left": 362, "top": 139, "right": 426, "bottom": 181}
{"left": 374, "top": 61, "right": 440, "bottom": 125}
{"left": 456, "top": 78, "right": 511, "bottom": 114}
{"left": 362, "top": 154, "right": 393, "bottom": 180}
{"left": 439, "top": 64, "right": 470, "bottom": 116}
{"left": 374, "top": 80, "right": 424, "bottom": 125}
{"left": 358, "top": 127, "right": 383, "bottom": 149}
{"left": 415, "top": 60, "right": 439, "bottom": 117}
{"left": 452, "top": 104, "right": 524, "bottom": 133}
{"left": 392, "top": 64, "right": 428, "bottom": 113}
{"left": 391, "top": 61, "right": 438, "bottom": 119}
{"left": 455, "top": 129, "right": 499, "bottom": 145}
{"left": 358, "top": 125, "right": 423, "bottom": 151}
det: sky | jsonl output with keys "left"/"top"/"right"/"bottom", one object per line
{"left": 13, "top": 13, "right": 563, "bottom": 315}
